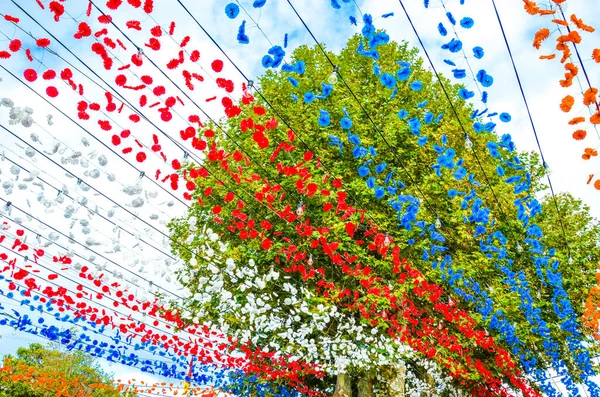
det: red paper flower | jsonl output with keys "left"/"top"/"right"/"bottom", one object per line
{"left": 46, "top": 86, "right": 59, "bottom": 98}
{"left": 98, "top": 15, "right": 113, "bottom": 24}
{"left": 129, "top": 114, "right": 141, "bottom": 122}
{"left": 36, "top": 38, "right": 51, "bottom": 48}
{"left": 126, "top": 20, "right": 142, "bottom": 30}
{"left": 167, "top": 59, "right": 180, "bottom": 70}
{"left": 131, "top": 53, "right": 143, "bottom": 66}
{"left": 211, "top": 59, "right": 224, "bottom": 72}
{"left": 150, "top": 25, "right": 162, "bottom": 37}
{"left": 143, "top": 0, "right": 154, "bottom": 13}
{"left": 60, "top": 68, "right": 73, "bottom": 80}
{"left": 74, "top": 22, "right": 92, "bottom": 39}
{"left": 136, "top": 152, "right": 147, "bottom": 162}
{"left": 190, "top": 50, "right": 200, "bottom": 62}
{"left": 128, "top": 0, "right": 142, "bottom": 7}
{"left": 165, "top": 97, "right": 176, "bottom": 107}
{"left": 49, "top": 1, "right": 65, "bottom": 21}
{"left": 98, "top": 120, "right": 112, "bottom": 131}
{"left": 23, "top": 69, "right": 38, "bottom": 82}
{"left": 115, "top": 74, "right": 127, "bottom": 86}
{"left": 153, "top": 86, "right": 166, "bottom": 96}
{"left": 106, "top": 0, "right": 122, "bottom": 10}
{"left": 120, "top": 129, "right": 131, "bottom": 138}
{"left": 146, "top": 38, "right": 161, "bottom": 51}
{"left": 9, "top": 39, "right": 21, "bottom": 52}
{"left": 4, "top": 15, "right": 20, "bottom": 23}
{"left": 161, "top": 110, "right": 172, "bottom": 122}
{"left": 0, "top": 51, "right": 10, "bottom": 59}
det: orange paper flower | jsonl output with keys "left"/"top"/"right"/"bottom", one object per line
{"left": 540, "top": 54, "right": 557, "bottom": 60}
{"left": 565, "top": 62, "right": 579, "bottom": 76}
{"left": 572, "top": 129, "right": 587, "bottom": 140}
{"left": 569, "top": 116, "right": 586, "bottom": 125}
{"left": 552, "top": 19, "right": 569, "bottom": 27}
{"left": 583, "top": 87, "right": 598, "bottom": 106}
{"left": 570, "top": 14, "right": 595, "bottom": 32}
{"left": 533, "top": 28, "right": 550, "bottom": 49}
{"left": 523, "top": 0, "right": 540, "bottom": 15}
{"left": 593, "top": 49, "right": 600, "bottom": 63}
{"left": 591, "top": 111, "right": 600, "bottom": 125}
{"left": 560, "top": 95, "right": 575, "bottom": 112}
{"left": 583, "top": 148, "right": 598, "bottom": 160}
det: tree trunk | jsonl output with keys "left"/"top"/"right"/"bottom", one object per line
{"left": 357, "top": 374, "right": 374, "bottom": 397}
{"left": 385, "top": 362, "right": 406, "bottom": 397}
{"left": 333, "top": 373, "right": 352, "bottom": 397}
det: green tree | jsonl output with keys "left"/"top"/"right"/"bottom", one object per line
{"left": 0, "top": 342, "right": 127, "bottom": 397}
{"left": 168, "top": 34, "right": 600, "bottom": 395}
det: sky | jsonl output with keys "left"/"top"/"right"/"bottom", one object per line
{"left": 0, "top": 0, "right": 599, "bottom": 395}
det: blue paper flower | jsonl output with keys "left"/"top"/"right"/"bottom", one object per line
{"left": 373, "top": 63, "right": 381, "bottom": 76}
{"left": 453, "top": 166, "right": 467, "bottom": 180}
{"left": 424, "top": 112, "right": 434, "bottom": 124}
{"left": 380, "top": 73, "right": 396, "bottom": 89}
{"left": 438, "top": 22, "right": 448, "bottom": 36}
{"left": 375, "top": 162, "right": 387, "bottom": 173}
{"left": 366, "top": 177, "right": 375, "bottom": 188}
{"left": 460, "top": 17, "right": 474, "bottom": 28}
{"left": 304, "top": 92, "right": 315, "bottom": 103}
{"left": 225, "top": 3, "right": 240, "bottom": 19}
{"left": 330, "top": 0, "right": 341, "bottom": 8}
{"left": 357, "top": 41, "right": 379, "bottom": 60}
{"left": 452, "top": 69, "right": 466, "bottom": 79}
{"left": 397, "top": 66, "right": 411, "bottom": 81}
{"left": 500, "top": 112, "right": 512, "bottom": 122}
{"left": 473, "top": 46, "right": 484, "bottom": 59}
{"left": 253, "top": 0, "right": 267, "bottom": 7}
{"left": 481, "top": 91, "right": 488, "bottom": 103}
{"left": 424, "top": 0, "right": 429, "bottom": 8}
{"left": 496, "top": 165, "right": 505, "bottom": 176}
{"left": 418, "top": 100, "right": 429, "bottom": 108}
{"left": 374, "top": 186, "right": 385, "bottom": 199}
{"left": 358, "top": 165, "right": 370, "bottom": 177}
{"left": 444, "top": 59, "right": 457, "bottom": 66}
{"left": 443, "top": 39, "right": 463, "bottom": 53}
{"left": 446, "top": 12, "right": 456, "bottom": 25}
{"left": 459, "top": 88, "right": 475, "bottom": 100}
{"left": 350, "top": 16, "right": 357, "bottom": 25}
{"left": 398, "top": 109, "right": 409, "bottom": 119}
{"left": 261, "top": 45, "right": 285, "bottom": 68}
{"left": 321, "top": 83, "right": 333, "bottom": 98}
{"left": 318, "top": 109, "right": 331, "bottom": 127}
{"left": 476, "top": 69, "right": 494, "bottom": 87}
{"left": 362, "top": 23, "right": 375, "bottom": 39}
{"left": 435, "top": 113, "right": 444, "bottom": 123}
{"left": 340, "top": 117, "right": 353, "bottom": 129}
{"left": 284, "top": 33, "right": 288, "bottom": 48}
{"left": 410, "top": 80, "right": 423, "bottom": 91}
{"left": 237, "top": 20, "right": 250, "bottom": 44}
{"left": 287, "top": 77, "right": 298, "bottom": 87}
{"left": 484, "top": 122, "right": 496, "bottom": 132}
{"left": 473, "top": 122, "right": 484, "bottom": 133}
{"left": 370, "top": 32, "right": 389, "bottom": 48}
{"left": 418, "top": 136, "right": 429, "bottom": 146}
{"left": 382, "top": 12, "right": 394, "bottom": 18}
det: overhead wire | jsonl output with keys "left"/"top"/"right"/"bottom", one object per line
{"left": 489, "top": 0, "right": 572, "bottom": 254}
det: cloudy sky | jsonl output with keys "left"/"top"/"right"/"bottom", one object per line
{"left": 0, "top": 0, "right": 598, "bottom": 394}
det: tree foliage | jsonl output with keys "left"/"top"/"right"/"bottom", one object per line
{"left": 168, "top": 34, "right": 600, "bottom": 395}
{"left": 0, "top": 342, "right": 126, "bottom": 397}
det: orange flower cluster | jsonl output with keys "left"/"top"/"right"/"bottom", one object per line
{"left": 115, "top": 379, "right": 219, "bottom": 396}
{"left": 523, "top": 0, "right": 600, "bottom": 190}
{"left": 0, "top": 359, "right": 117, "bottom": 397}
